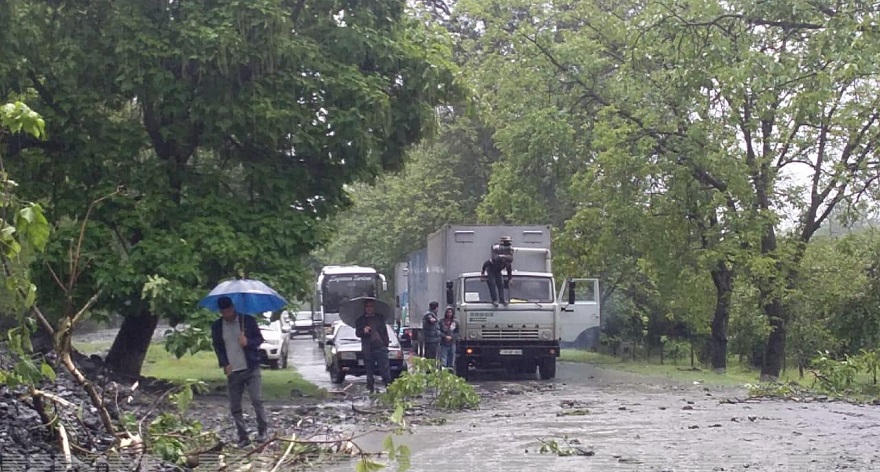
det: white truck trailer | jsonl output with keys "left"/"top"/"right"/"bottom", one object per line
{"left": 409, "top": 224, "right": 600, "bottom": 379}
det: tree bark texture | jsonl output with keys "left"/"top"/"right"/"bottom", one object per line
{"left": 105, "top": 309, "right": 159, "bottom": 378}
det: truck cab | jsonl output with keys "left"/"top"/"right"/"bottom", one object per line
{"left": 448, "top": 271, "right": 556, "bottom": 379}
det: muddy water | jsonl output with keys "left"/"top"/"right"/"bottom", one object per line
{"left": 74, "top": 332, "right": 880, "bottom": 471}
{"left": 291, "top": 340, "right": 880, "bottom": 472}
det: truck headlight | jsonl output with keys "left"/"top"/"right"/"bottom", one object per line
{"left": 388, "top": 350, "right": 403, "bottom": 360}
{"left": 540, "top": 329, "right": 552, "bottom": 340}
{"left": 340, "top": 352, "right": 356, "bottom": 360}
{"left": 468, "top": 330, "right": 479, "bottom": 340}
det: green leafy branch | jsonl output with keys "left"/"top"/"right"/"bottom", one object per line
{"left": 380, "top": 356, "right": 480, "bottom": 411}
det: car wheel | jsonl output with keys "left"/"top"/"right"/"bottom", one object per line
{"left": 281, "top": 351, "right": 288, "bottom": 369}
{"left": 269, "top": 359, "right": 280, "bottom": 370}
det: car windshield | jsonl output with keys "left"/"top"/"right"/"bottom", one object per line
{"left": 322, "top": 274, "right": 377, "bottom": 314}
{"left": 463, "top": 276, "right": 554, "bottom": 303}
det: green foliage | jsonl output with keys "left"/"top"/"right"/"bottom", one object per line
{"left": 536, "top": 435, "right": 593, "bottom": 457}
{"left": 0, "top": 101, "right": 54, "bottom": 387}
{"left": 315, "top": 117, "right": 498, "bottom": 279}
{"left": 456, "top": 0, "right": 880, "bottom": 377}
{"left": 121, "top": 381, "right": 215, "bottom": 465}
{"left": 1, "top": 0, "right": 464, "bottom": 371}
{"left": 380, "top": 357, "right": 480, "bottom": 411}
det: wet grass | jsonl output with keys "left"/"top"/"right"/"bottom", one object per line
{"left": 560, "top": 349, "right": 803, "bottom": 387}
{"left": 74, "top": 340, "right": 325, "bottom": 401}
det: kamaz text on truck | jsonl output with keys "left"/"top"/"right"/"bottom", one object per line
{"left": 312, "top": 265, "right": 387, "bottom": 348}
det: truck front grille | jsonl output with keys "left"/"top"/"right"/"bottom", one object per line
{"left": 481, "top": 329, "right": 540, "bottom": 340}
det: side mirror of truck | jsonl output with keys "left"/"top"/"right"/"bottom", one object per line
{"left": 446, "top": 281, "right": 454, "bottom": 305}
{"left": 395, "top": 295, "right": 400, "bottom": 308}
{"left": 379, "top": 274, "right": 388, "bottom": 291}
{"left": 568, "top": 279, "right": 576, "bottom": 305}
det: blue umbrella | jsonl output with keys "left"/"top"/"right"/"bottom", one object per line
{"left": 198, "top": 278, "right": 288, "bottom": 315}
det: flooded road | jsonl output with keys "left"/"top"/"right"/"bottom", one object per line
{"left": 286, "top": 338, "right": 880, "bottom": 472}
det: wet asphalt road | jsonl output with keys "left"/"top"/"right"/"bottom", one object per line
{"left": 286, "top": 337, "right": 880, "bottom": 472}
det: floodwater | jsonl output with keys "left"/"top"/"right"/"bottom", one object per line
{"left": 288, "top": 337, "right": 880, "bottom": 472}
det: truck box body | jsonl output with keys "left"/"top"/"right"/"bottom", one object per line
{"left": 393, "top": 262, "right": 408, "bottom": 325}
{"left": 425, "top": 224, "right": 553, "bottom": 307}
{"left": 406, "top": 248, "right": 428, "bottom": 327}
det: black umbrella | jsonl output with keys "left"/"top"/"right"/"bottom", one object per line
{"left": 338, "top": 296, "right": 393, "bottom": 328}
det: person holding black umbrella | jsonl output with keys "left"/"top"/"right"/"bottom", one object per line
{"left": 355, "top": 299, "right": 392, "bottom": 393}
{"left": 211, "top": 296, "right": 270, "bottom": 447}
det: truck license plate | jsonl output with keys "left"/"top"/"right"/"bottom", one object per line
{"left": 499, "top": 349, "right": 522, "bottom": 355}
{"left": 357, "top": 360, "right": 364, "bottom": 366}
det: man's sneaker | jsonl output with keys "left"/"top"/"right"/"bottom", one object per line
{"left": 236, "top": 438, "right": 251, "bottom": 448}
{"left": 256, "top": 430, "right": 271, "bottom": 443}
{"left": 491, "top": 301, "right": 499, "bottom": 307}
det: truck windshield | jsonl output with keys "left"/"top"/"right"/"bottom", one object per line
{"left": 463, "top": 276, "right": 554, "bottom": 303}
{"left": 322, "top": 274, "right": 377, "bottom": 313}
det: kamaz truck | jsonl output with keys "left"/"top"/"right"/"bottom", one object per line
{"left": 406, "top": 224, "right": 600, "bottom": 380}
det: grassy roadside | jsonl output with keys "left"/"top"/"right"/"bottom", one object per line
{"left": 560, "top": 349, "right": 803, "bottom": 387}
{"left": 75, "top": 341, "right": 325, "bottom": 400}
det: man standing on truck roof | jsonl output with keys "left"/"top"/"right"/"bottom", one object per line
{"left": 481, "top": 236, "right": 514, "bottom": 306}
{"left": 422, "top": 301, "right": 441, "bottom": 360}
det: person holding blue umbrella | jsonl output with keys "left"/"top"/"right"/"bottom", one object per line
{"left": 210, "top": 296, "right": 271, "bottom": 447}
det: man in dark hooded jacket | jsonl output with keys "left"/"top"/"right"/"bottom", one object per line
{"left": 355, "top": 299, "right": 392, "bottom": 393}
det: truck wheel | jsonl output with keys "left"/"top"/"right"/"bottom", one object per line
{"left": 539, "top": 357, "right": 556, "bottom": 380}
{"left": 455, "top": 357, "right": 469, "bottom": 380}
{"left": 269, "top": 359, "right": 280, "bottom": 370}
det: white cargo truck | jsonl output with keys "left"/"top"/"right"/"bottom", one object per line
{"left": 408, "top": 224, "right": 600, "bottom": 380}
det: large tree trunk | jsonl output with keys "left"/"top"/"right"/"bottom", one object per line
{"left": 758, "top": 222, "right": 787, "bottom": 380}
{"left": 709, "top": 261, "right": 733, "bottom": 373}
{"left": 760, "top": 298, "right": 786, "bottom": 381}
{"left": 105, "top": 308, "right": 158, "bottom": 378}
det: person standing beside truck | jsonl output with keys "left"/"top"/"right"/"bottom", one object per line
{"left": 422, "top": 301, "right": 441, "bottom": 360}
{"left": 438, "top": 306, "right": 459, "bottom": 369}
{"left": 481, "top": 237, "right": 514, "bottom": 306}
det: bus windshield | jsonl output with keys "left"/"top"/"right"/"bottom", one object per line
{"left": 322, "top": 274, "right": 377, "bottom": 313}
{"left": 463, "top": 276, "right": 554, "bottom": 304}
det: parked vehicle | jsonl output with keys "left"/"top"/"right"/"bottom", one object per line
{"left": 259, "top": 313, "right": 290, "bottom": 369}
{"left": 323, "top": 322, "right": 408, "bottom": 384}
{"left": 404, "top": 224, "right": 600, "bottom": 380}
{"left": 287, "top": 310, "right": 316, "bottom": 338}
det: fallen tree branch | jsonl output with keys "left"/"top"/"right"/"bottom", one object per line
{"left": 28, "top": 388, "right": 77, "bottom": 408}
{"left": 270, "top": 432, "right": 297, "bottom": 472}
{"left": 58, "top": 421, "right": 73, "bottom": 469}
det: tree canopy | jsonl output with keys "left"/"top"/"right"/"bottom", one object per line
{"left": 0, "top": 0, "right": 464, "bottom": 375}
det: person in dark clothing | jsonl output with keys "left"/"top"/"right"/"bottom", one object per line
{"left": 355, "top": 299, "right": 392, "bottom": 393}
{"left": 438, "top": 306, "right": 459, "bottom": 369}
{"left": 211, "top": 296, "right": 269, "bottom": 447}
{"left": 481, "top": 254, "right": 513, "bottom": 306}
{"left": 422, "top": 301, "right": 441, "bottom": 359}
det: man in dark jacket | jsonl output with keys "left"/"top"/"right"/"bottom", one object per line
{"left": 211, "top": 296, "right": 269, "bottom": 447}
{"left": 421, "top": 301, "right": 441, "bottom": 360}
{"left": 481, "top": 252, "right": 513, "bottom": 306}
{"left": 355, "top": 299, "right": 392, "bottom": 393}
